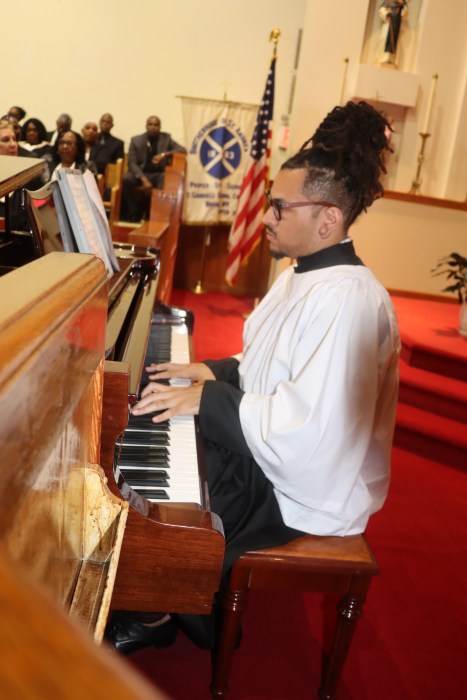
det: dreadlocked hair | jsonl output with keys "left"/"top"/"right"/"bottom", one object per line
{"left": 282, "top": 101, "right": 392, "bottom": 230}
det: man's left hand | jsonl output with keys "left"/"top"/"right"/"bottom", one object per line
{"left": 131, "top": 382, "right": 203, "bottom": 423}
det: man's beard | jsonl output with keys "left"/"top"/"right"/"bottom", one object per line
{"left": 264, "top": 225, "right": 284, "bottom": 259}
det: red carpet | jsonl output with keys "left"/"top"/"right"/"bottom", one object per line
{"left": 126, "top": 290, "right": 467, "bottom": 699}
{"left": 170, "top": 288, "right": 255, "bottom": 361}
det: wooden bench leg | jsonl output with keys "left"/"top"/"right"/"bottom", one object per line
{"left": 210, "top": 574, "right": 249, "bottom": 698}
{"left": 318, "top": 575, "right": 372, "bottom": 700}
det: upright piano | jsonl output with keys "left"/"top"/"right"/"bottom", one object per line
{"left": 0, "top": 252, "right": 169, "bottom": 698}
{"left": 1, "top": 157, "right": 225, "bottom": 620}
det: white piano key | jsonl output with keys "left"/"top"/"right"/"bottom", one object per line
{"left": 121, "top": 323, "right": 202, "bottom": 505}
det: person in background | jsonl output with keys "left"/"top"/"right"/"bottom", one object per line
{"left": 0, "top": 120, "right": 18, "bottom": 157}
{"left": 81, "top": 121, "right": 99, "bottom": 163}
{"left": 47, "top": 113, "right": 72, "bottom": 146}
{"left": 18, "top": 118, "right": 53, "bottom": 180}
{"left": 1, "top": 115, "right": 22, "bottom": 144}
{"left": 121, "top": 115, "right": 186, "bottom": 222}
{"left": 19, "top": 118, "right": 53, "bottom": 162}
{"left": 90, "top": 113, "right": 124, "bottom": 175}
{"left": 105, "top": 100, "right": 401, "bottom": 653}
{"left": 50, "top": 129, "right": 96, "bottom": 180}
{"left": 19, "top": 118, "right": 52, "bottom": 158}
{"left": 0, "top": 119, "right": 43, "bottom": 230}
{"left": 7, "top": 106, "right": 26, "bottom": 123}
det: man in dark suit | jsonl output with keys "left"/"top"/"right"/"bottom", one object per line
{"left": 47, "top": 113, "right": 72, "bottom": 146}
{"left": 90, "top": 113, "right": 125, "bottom": 175}
{"left": 7, "top": 106, "right": 26, "bottom": 123}
{"left": 122, "top": 115, "right": 186, "bottom": 222}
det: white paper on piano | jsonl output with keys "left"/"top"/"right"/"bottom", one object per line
{"left": 82, "top": 170, "right": 120, "bottom": 273}
{"left": 49, "top": 180, "right": 79, "bottom": 253}
{"left": 54, "top": 169, "right": 115, "bottom": 276}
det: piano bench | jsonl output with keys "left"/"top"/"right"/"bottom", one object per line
{"left": 210, "top": 532, "right": 379, "bottom": 700}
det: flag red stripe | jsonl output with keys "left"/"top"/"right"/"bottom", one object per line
{"left": 225, "top": 57, "right": 275, "bottom": 285}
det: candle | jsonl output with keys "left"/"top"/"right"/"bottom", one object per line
{"left": 422, "top": 73, "right": 438, "bottom": 134}
{"left": 339, "top": 57, "right": 349, "bottom": 106}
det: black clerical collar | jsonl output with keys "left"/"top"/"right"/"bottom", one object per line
{"left": 295, "top": 239, "right": 364, "bottom": 273}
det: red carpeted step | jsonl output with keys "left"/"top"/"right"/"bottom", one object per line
{"left": 400, "top": 340, "right": 467, "bottom": 382}
{"left": 391, "top": 295, "right": 467, "bottom": 382}
{"left": 394, "top": 402, "right": 467, "bottom": 470}
{"left": 398, "top": 357, "right": 467, "bottom": 423}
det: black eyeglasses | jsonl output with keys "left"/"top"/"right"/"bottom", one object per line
{"left": 265, "top": 189, "right": 335, "bottom": 222}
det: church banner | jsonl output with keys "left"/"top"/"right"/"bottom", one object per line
{"left": 180, "top": 97, "right": 258, "bottom": 225}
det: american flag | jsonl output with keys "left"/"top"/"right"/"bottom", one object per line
{"left": 225, "top": 57, "right": 276, "bottom": 286}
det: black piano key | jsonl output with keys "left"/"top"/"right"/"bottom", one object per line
{"left": 117, "top": 445, "right": 169, "bottom": 457}
{"left": 123, "top": 475, "right": 169, "bottom": 488}
{"left": 120, "top": 468, "right": 169, "bottom": 480}
{"left": 129, "top": 409, "right": 169, "bottom": 424}
{"left": 127, "top": 415, "right": 170, "bottom": 429}
{"left": 119, "top": 452, "right": 167, "bottom": 459}
{"left": 132, "top": 488, "right": 170, "bottom": 500}
{"left": 118, "top": 447, "right": 169, "bottom": 458}
{"left": 119, "top": 452, "right": 169, "bottom": 465}
{"left": 118, "top": 443, "right": 169, "bottom": 453}
{"left": 140, "top": 378, "right": 170, "bottom": 387}
{"left": 118, "top": 457, "right": 170, "bottom": 468}
{"left": 121, "top": 434, "right": 169, "bottom": 446}
{"left": 126, "top": 421, "right": 170, "bottom": 433}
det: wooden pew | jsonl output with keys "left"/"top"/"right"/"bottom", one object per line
{"left": 127, "top": 155, "right": 186, "bottom": 303}
{"left": 103, "top": 158, "right": 124, "bottom": 231}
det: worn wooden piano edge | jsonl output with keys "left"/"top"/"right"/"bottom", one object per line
{"left": 68, "top": 464, "right": 129, "bottom": 642}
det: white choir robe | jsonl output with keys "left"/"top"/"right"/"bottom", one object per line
{"left": 238, "top": 261, "right": 400, "bottom": 536}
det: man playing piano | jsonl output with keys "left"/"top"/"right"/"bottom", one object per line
{"left": 106, "top": 100, "right": 400, "bottom": 652}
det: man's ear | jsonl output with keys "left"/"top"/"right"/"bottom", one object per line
{"left": 318, "top": 206, "right": 343, "bottom": 239}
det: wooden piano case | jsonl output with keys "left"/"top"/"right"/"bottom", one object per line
{"left": 0, "top": 251, "right": 127, "bottom": 638}
{"left": 0, "top": 253, "right": 168, "bottom": 698}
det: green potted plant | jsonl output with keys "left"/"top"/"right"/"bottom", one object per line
{"left": 431, "top": 252, "right": 467, "bottom": 336}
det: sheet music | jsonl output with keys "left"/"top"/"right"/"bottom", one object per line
{"left": 55, "top": 170, "right": 114, "bottom": 276}
{"left": 50, "top": 181, "right": 78, "bottom": 253}
{"left": 82, "top": 170, "right": 120, "bottom": 273}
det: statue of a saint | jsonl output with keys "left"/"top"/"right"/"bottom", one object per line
{"left": 377, "top": 0, "right": 408, "bottom": 67}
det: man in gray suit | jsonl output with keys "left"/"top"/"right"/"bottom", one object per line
{"left": 122, "top": 115, "right": 186, "bottom": 222}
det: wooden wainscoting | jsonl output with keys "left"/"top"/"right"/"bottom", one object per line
{"left": 173, "top": 223, "right": 272, "bottom": 297}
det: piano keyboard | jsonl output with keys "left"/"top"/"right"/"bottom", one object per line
{"left": 115, "top": 321, "right": 201, "bottom": 505}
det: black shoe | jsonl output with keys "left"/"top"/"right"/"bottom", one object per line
{"left": 104, "top": 612, "right": 178, "bottom": 655}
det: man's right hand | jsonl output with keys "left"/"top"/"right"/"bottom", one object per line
{"left": 141, "top": 176, "right": 152, "bottom": 189}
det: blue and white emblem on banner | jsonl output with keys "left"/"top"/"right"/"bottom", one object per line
{"left": 199, "top": 126, "right": 242, "bottom": 180}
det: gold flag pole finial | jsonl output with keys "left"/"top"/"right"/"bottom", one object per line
{"left": 270, "top": 28, "right": 281, "bottom": 57}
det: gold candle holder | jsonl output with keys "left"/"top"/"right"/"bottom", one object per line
{"left": 409, "top": 132, "right": 431, "bottom": 195}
